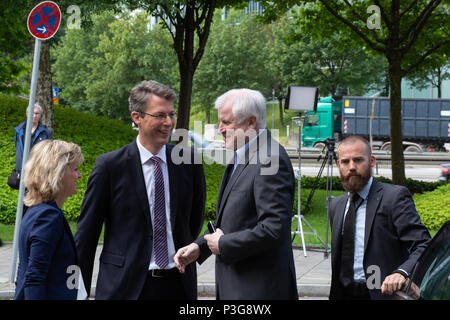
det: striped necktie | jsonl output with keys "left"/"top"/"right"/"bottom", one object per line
{"left": 150, "top": 156, "right": 169, "bottom": 269}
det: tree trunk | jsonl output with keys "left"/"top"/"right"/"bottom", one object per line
{"left": 388, "top": 61, "right": 407, "bottom": 186}
{"left": 278, "top": 95, "right": 284, "bottom": 127}
{"left": 176, "top": 65, "right": 194, "bottom": 129}
{"left": 437, "top": 66, "right": 441, "bottom": 98}
{"left": 205, "top": 107, "right": 211, "bottom": 124}
{"left": 35, "top": 40, "right": 54, "bottom": 134}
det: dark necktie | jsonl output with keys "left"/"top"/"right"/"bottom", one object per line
{"left": 151, "top": 156, "right": 169, "bottom": 269}
{"left": 339, "top": 193, "right": 360, "bottom": 287}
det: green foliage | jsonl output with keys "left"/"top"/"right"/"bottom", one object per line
{"left": 0, "top": 1, "right": 32, "bottom": 94}
{"left": 270, "top": 13, "right": 387, "bottom": 97}
{"left": 0, "top": 94, "right": 225, "bottom": 224}
{"left": 414, "top": 183, "right": 450, "bottom": 231}
{"left": 298, "top": 175, "right": 444, "bottom": 196}
{"left": 203, "top": 163, "right": 226, "bottom": 221}
{"left": 193, "top": 9, "right": 273, "bottom": 121}
{"left": 0, "top": 94, "right": 138, "bottom": 223}
{"left": 53, "top": 10, "right": 178, "bottom": 120}
{"left": 1, "top": 94, "right": 447, "bottom": 230}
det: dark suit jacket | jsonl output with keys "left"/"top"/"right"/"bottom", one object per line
{"left": 15, "top": 202, "right": 79, "bottom": 300}
{"left": 75, "top": 141, "right": 205, "bottom": 299}
{"left": 196, "top": 130, "right": 298, "bottom": 300}
{"left": 329, "top": 178, "right": 431, "bottom": 300}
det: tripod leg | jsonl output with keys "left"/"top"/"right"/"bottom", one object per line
{"left": 298, "top": 216, "right": 307, "bottom": 257}
{"left": 304, "top": 155, "right": 327, "bottom": 214}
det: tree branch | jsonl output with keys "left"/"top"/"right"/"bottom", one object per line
{"left": 403, "top": 39, "right": 450, "bottom": 76}
{"left": 374, "top": 0, "right": 391, "bottom": 28}
{"left": 193, "top": 0, "right": 216, "bottom": 70}
{"left": 318, "top": 0, "right": 386, "bottom": 52}
{"left": 342, "top": 0, "right": 387, "bottom": 45}
{"left": 399, "top": 0, "right": 441, "bottom": 50}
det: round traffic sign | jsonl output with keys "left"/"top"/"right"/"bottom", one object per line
{"left": 27, "top": 1, "right": 61, "bottom": 40}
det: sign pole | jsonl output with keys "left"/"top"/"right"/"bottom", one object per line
{"left": 9, "top": 39, "right": 42, "bottom": 283}
{"left": 9, "top": 0, "right": 61, "bottom": 284}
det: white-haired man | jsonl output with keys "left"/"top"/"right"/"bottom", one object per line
{"left": 175, "top": 88, "right": 298, "bottom": 300}
{"left": 12, "top": 104, "right": 52, "bottom": 187}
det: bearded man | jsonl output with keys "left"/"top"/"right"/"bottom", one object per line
{"left": 329, "top": 135, "right": 431, "bottom": 300}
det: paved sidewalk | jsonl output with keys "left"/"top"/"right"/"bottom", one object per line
{"left": 0, "top": 244, "right": 331, "bottom": 299}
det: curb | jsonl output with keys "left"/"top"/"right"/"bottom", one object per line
{"left": 0, "top": 283, "right": 330, "bottom": 300}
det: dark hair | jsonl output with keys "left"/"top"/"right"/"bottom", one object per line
{"left": 128, "top": 80, "right": 176, "bottom": 114}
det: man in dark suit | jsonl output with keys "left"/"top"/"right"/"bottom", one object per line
{"left": 75, "top": 80, "right": 205, "bottom": 300}
{"left": 329, "top": 135, "right": 431, "bottom": 300}
{"left": 174, "top": 88, "right": 298, "bottom": 300}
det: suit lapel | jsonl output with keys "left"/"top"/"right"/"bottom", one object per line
{"left": 364, "top": 178, "right": 383, "bottom": 251}
{"left": 331, "top": 195, "right": 348, "bottom": 263}
{"left": 166, "top": 144, "right": 178, "bottom": 231}
{"left": 215, "top": 130, "right": 266, "bottom": 226}
{"left": 128, "top": 140, "right": 152, "bottom": 230}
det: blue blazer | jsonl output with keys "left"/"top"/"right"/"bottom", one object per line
{"left": 14, "top": 202, "right": 80, "bottom": 300}
{"left": 14, "top": 121, "right": 53, "bottom": 172}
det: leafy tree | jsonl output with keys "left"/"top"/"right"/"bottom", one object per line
{"left": 53, "top": 10, "right": 178, "bottom": 120}
{"left": 270, "top": 14, "right": 386, "bottom": 98}
{"left": 123, "top": 0, "right": 249, "bottom": 129}
{"left": 405, "top": 56, "right": 449, "bottom": 98}
{"left": 0, "top": 0, "right": 31, "bottom": 94}
{"left": 193, "top": 10, "right": 272, "bottom": 123}
{"left": 260, "top": 0, "right": 450, "bottom": 186}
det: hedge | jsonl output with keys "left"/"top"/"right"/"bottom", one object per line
{"left": 413, "top": 183, "right": 450, "bottom": 231}
{"left": 0, "top": 94, "right": 448, "bottom": 231}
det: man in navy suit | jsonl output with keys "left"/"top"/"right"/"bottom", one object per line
{"left": 329, "top": 135, "right": 431, "bottom": 300}
{"left": 75, "top": 80, "right": 205, "bottom": 300}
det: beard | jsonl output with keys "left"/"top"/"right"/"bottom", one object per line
{"left": 340, "top": 165, "right": 372, "bottom": 193}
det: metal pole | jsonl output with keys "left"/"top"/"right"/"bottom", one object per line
{"left": 370, "top": 98, "right": 375, "bottom": 150}
{"left": 297, "top": 115, "right": 306, "bottom": 257}
{"left": 271, "top": 89, "right": 275, "bottom": 130}
{"left": 9, "top": 39, "right": 42, "bottom": 283}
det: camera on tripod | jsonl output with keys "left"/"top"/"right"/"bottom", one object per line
{"left": 323, "top": 138, "right": 335, "bottom": 152}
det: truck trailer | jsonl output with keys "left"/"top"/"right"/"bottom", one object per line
{"left": 301, "top": 96, "right": 450, "bottom": 152}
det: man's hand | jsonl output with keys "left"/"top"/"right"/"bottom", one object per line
{"left": 381, "top": 273, "right": 406, "bottom": 295}
{"left": 174, "top": 243, "right": 200, "bottom": 274}
{"left": 204, "top": 228, "right": 224, "bottom": 255}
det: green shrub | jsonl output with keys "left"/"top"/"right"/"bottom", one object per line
{"left": 203, "top": 163, "right": 225, "bottom": 221}
{"left": 0, "top": 94, "right": 138, "bottom": 223}
{"left": 1, "top": 94, "right": 447, "bottom": 230}
{"left": 414, "top": 183, "right": 450, "bottom": 231}
{"left": 0, "top": 94, "right": 226, "bottom": 224}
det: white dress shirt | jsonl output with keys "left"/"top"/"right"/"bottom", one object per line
{"left": 342, "top": 176, "right": 373, "bottom": 282}
{"left": 136, "top": 137, "right": 176, "bottom": 270}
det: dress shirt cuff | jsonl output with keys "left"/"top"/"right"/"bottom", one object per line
{"left": 393, "top": 269, "right": 409, "bottom": 278}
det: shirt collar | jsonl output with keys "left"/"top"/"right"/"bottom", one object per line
{"left": 350, "top": 176, "right": 373, "bottom": 201}
{"left": 136, "top": 136, "right": 167, "bottom": 165}
{"left": 234, "top": 128, "right": 266, "bottom": 165}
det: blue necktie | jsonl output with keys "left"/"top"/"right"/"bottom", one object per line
{"left": 151, "top": 156, "right": 169, "bottom": 269}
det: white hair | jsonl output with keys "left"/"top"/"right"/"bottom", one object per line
{"left": 214, "top": 88, "right": 266, "bottom": 129}
{"left": 34, "top": 104, "right": 42, "bottom": 112}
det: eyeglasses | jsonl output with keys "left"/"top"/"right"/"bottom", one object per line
{"left": 140, "top": 111, "right": 177, "bottom": 120}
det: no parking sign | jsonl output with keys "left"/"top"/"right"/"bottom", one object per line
{"left": 27, "top": 1, "right": 61, "bottom": 40}
{"left": 9, "top": 2, "right": 62, "bottom": 283}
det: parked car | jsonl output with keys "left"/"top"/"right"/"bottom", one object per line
{"left": 394, "top": 220, "right": 450, "bottom": 300}
{"left": 171, "top": 129, "right": 224, "bottom": 149}
{"left": 438, "top": 163, "right": 450, "bottom": 182}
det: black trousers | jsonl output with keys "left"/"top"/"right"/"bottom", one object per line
{"left": 342, "top": 282, "right": 371, "bottom": 300}
{"left": 138, "top": 268, "right": 188, "bottom": 300}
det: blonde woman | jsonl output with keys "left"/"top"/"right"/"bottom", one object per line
{"left": 14, "top": 139, "right": 87, "bottom": 300}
